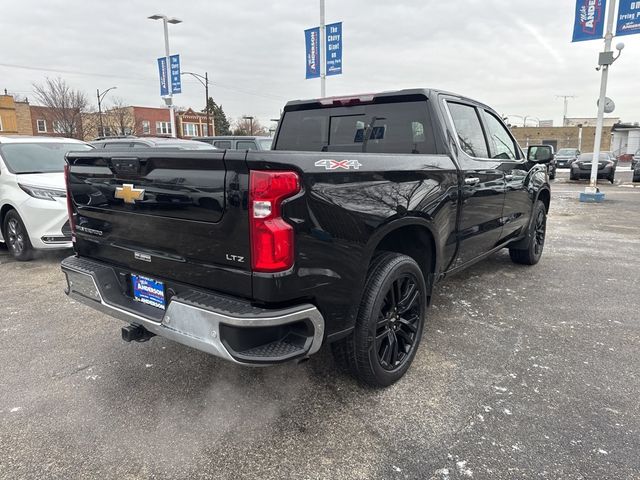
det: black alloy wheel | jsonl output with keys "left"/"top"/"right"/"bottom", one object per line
{"left": 375, "top": 274, "right": 421, "bottom": 371}
{"left": 509, "top": 200, "right": 546, "bottom": 265}
{"left": 533, "top": 208, "right": 546, "bottom": 258}
{"left": 331, "top": 252, "right": 427, "bottom": 387}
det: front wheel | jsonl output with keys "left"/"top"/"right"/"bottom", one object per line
{"left": 331, "top": 252, "right": 426, "bottom": 387}
{"left": 3, "top": 210, "right": 33, "bottom": 261}
{"left": 509, "top": 200, "right": 546, "bottom": 266}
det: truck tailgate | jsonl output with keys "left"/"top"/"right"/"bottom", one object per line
{"left": 65, "top": 149, "right": 252, "bottom": 298}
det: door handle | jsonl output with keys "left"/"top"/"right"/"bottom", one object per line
{"left": 464, "top": 177, "right": 480, "bottom": 186}
{"left": 505, "top": 174, "right": 514, "bottom": 181}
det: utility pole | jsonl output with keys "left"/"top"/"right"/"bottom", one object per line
{"left": 182, "top": 71, "right": 211, "bottom": 135}
{"left": 556, "top": 95, "right": 576, "bottom": 126}
{"left": 584, "top": 0, "right": 625, "bottom": 198}
{"left": 320, "top": 0, "right": 326, "bottom": 97}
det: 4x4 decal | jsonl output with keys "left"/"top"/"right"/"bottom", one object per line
{"left": 314, "top": 159, "right": 363, "bottom": 170}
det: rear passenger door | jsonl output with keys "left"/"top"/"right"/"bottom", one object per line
{"left": 479, "top": 109, "right": 530, "bottom": 243}
{"left": 445, "top": 101, "right": 506, "bottom": 268}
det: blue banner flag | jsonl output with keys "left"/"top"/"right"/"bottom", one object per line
{"left": 572, "top": 0, "right": 607, "bottom": 42}
{"left": 325, "top": 22, "right": 343, "bottom": 76}
{"left": 170, "top": 54, "right": 181, "bottom": 94}
{"left": 157, "top": 57, "right": 169, "bottom": 96}
{"left": 616, "top": 0, "right": 640, "bottom": 36}
{"left": 305, "top": 27, "right": 321, "bottom": 79}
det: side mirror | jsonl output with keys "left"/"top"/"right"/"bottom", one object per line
{"left": 527, "top": 145, "right": 554, "bottom": 164}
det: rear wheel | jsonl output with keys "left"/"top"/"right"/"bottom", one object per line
{"left": 509, "top": 200, "right": 546, "bottom": 266}
{"left": 3, "top": 210, "right": 33, "bottom": 261}
{"left": 331, "top": 252, "right": 426, "bottom": 387}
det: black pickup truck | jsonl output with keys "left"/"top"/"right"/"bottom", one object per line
{"left": 61, "top": 89, "right": 552, "bottom": 387}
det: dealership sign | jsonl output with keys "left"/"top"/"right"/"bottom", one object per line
{"left": 305, "top": 23, "right": 343, "bottom": 78}
{"left": 325, "top": 22, "right": 343, "bottom": 76}
{"left": 157, "top": 54, "right": 181, "bottom": 96}
{"left": 572, "top": 0, "right": 607, "bottom": 42}
{"left": 616, "top": 0, "right": 640, "bottom": 36}
{"left": 305, "top": 27, "right": 321, "bottom": 79}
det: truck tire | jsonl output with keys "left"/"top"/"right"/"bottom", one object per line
{"left": 331, "top": 252, "right": 426, "bottom": 387}
{"left": 3, "top": 210, "right": 33, "bottom": 261}
{"left": 509, "top": 200, "right": 546, "bottom": 266}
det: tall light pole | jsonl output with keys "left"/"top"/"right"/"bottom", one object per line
{"left": 148, "top": 14, "right": 182, "bottom": 138}
{"left": 584, "top": 0, "right": 624, "bottom": 200}
{"left": 319, "top": 0, "right": 326, "bottom": 97}
{"left": 182, "top": 71, "right": 211, "bottom": 135}
{"left": 243, "top": 116, "right": 254, "bottom": 136}
{"left": 96, "top": 86, "right": 117, "bottom": 138}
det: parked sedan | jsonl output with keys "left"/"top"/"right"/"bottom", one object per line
{"left": 570, "top": 152, "right": 616, "bottom": 183}
{"left": 0, "top": 136, "right": 93, "bottom": 260}
{"left": 555, "top": 148, "right": 580, "bottom": 168}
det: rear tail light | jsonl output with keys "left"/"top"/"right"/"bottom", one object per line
{"left": 249, "top": 170, "right": 300, "bottom": 272}
{"left": 64, "top": 163, "right": 76, "bottom": 240}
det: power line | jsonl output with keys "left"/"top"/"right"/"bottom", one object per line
{"left": 0, "top": 62, "right": 288, "bottom": 103}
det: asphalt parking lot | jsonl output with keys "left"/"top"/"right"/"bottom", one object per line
{"left": 1, "top": 167, "right": 639, "bottom": 480}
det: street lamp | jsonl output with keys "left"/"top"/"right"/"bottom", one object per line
{"left": 96, "top": 86, "right": 117, "bottom": 138}
{"left": 148, "top": 13, "right": 182, "bottom": 138}
{"left": 182, "top": 71, "right": 211, "bottom": 136}
{"left": 243, "top": 116, "right": 254, "bottom": 136}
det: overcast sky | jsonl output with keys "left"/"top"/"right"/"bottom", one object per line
{"left": 2, "top": 0, "right": 639, "bottom": 129}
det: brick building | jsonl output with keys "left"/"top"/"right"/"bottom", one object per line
{"left": 0, "top": 94, "right": 33, "bottom": 135}
{"left": 510, "top": 126, "right": 612, "bottom": 154}
{"left": 30, "top": 105, "right": 84, "bottom": 139}
{"left": 176, "top": 108, "right": 213, "bottom": 138}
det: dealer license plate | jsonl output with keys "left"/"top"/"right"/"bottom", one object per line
{"left": 132, "top": 274, "right": 165, "bottom": 310}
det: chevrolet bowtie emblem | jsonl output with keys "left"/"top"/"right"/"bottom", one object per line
{"left": 115, "top": 184, "right": 145, "bottom": 204}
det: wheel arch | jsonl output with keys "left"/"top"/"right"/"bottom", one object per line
{"left": 363, "top": 217, "right": 440, "bottom": 300}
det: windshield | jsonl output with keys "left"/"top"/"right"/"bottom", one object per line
{"left": 557, "top": 149, "right": 576, "bottom": 155}
{"left": 259, "top": 138, "right": 273, "bottom": 150}
{"left": 579, "top": 153, "right": 608, "bottom": 161}
{"left": 275, "top": 100, "right": 436, "bottom": 154}
{"left": 0, "top": 142, "right": 93, "bottom": 174}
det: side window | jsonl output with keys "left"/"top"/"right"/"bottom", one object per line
{"left": 213, "top": 140, "right": 232, "bottom": 149}
{"left": 236, "top": 141, "right": 257, "bottom": 150}
{"left": 482, "top": 111, "right": 519, "bottom": 160}
{"left": 447, "top": 103, "right": 489, "bottom": 158}
{"left": 132, "top": 143, "right": 149, "bottom": 148}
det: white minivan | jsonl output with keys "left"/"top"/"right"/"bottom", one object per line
{"left": 0, "top": 136, "right": 92, "bottom": 260}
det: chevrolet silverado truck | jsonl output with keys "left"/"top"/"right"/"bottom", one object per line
{"left": 61, "top": 89, "right": 552, "bottom": 387}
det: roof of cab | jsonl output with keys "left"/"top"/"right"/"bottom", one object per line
{"left": 283, "top": 88, "right": 493, "bottom": 112}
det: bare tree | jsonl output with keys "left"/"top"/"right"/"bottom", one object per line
{"left": 105, "top": 97, "right": 136, "bottom": 136}
{"left": 32, "top": 77, "right": 88, "bottom": 139}
{"left": 232, "top": 116, "right": 268, "bottom": 136}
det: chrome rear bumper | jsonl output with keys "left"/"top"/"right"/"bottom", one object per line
{"left": 61, "top": 256, "right": 325, "bottom": 365}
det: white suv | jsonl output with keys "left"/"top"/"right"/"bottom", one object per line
{"left": 0, "top": 136, "right": 93, "bottom": 260}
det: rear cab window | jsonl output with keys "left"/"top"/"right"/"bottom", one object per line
{"left": 275, "top": 100, "right": 436, "bottom": 154}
